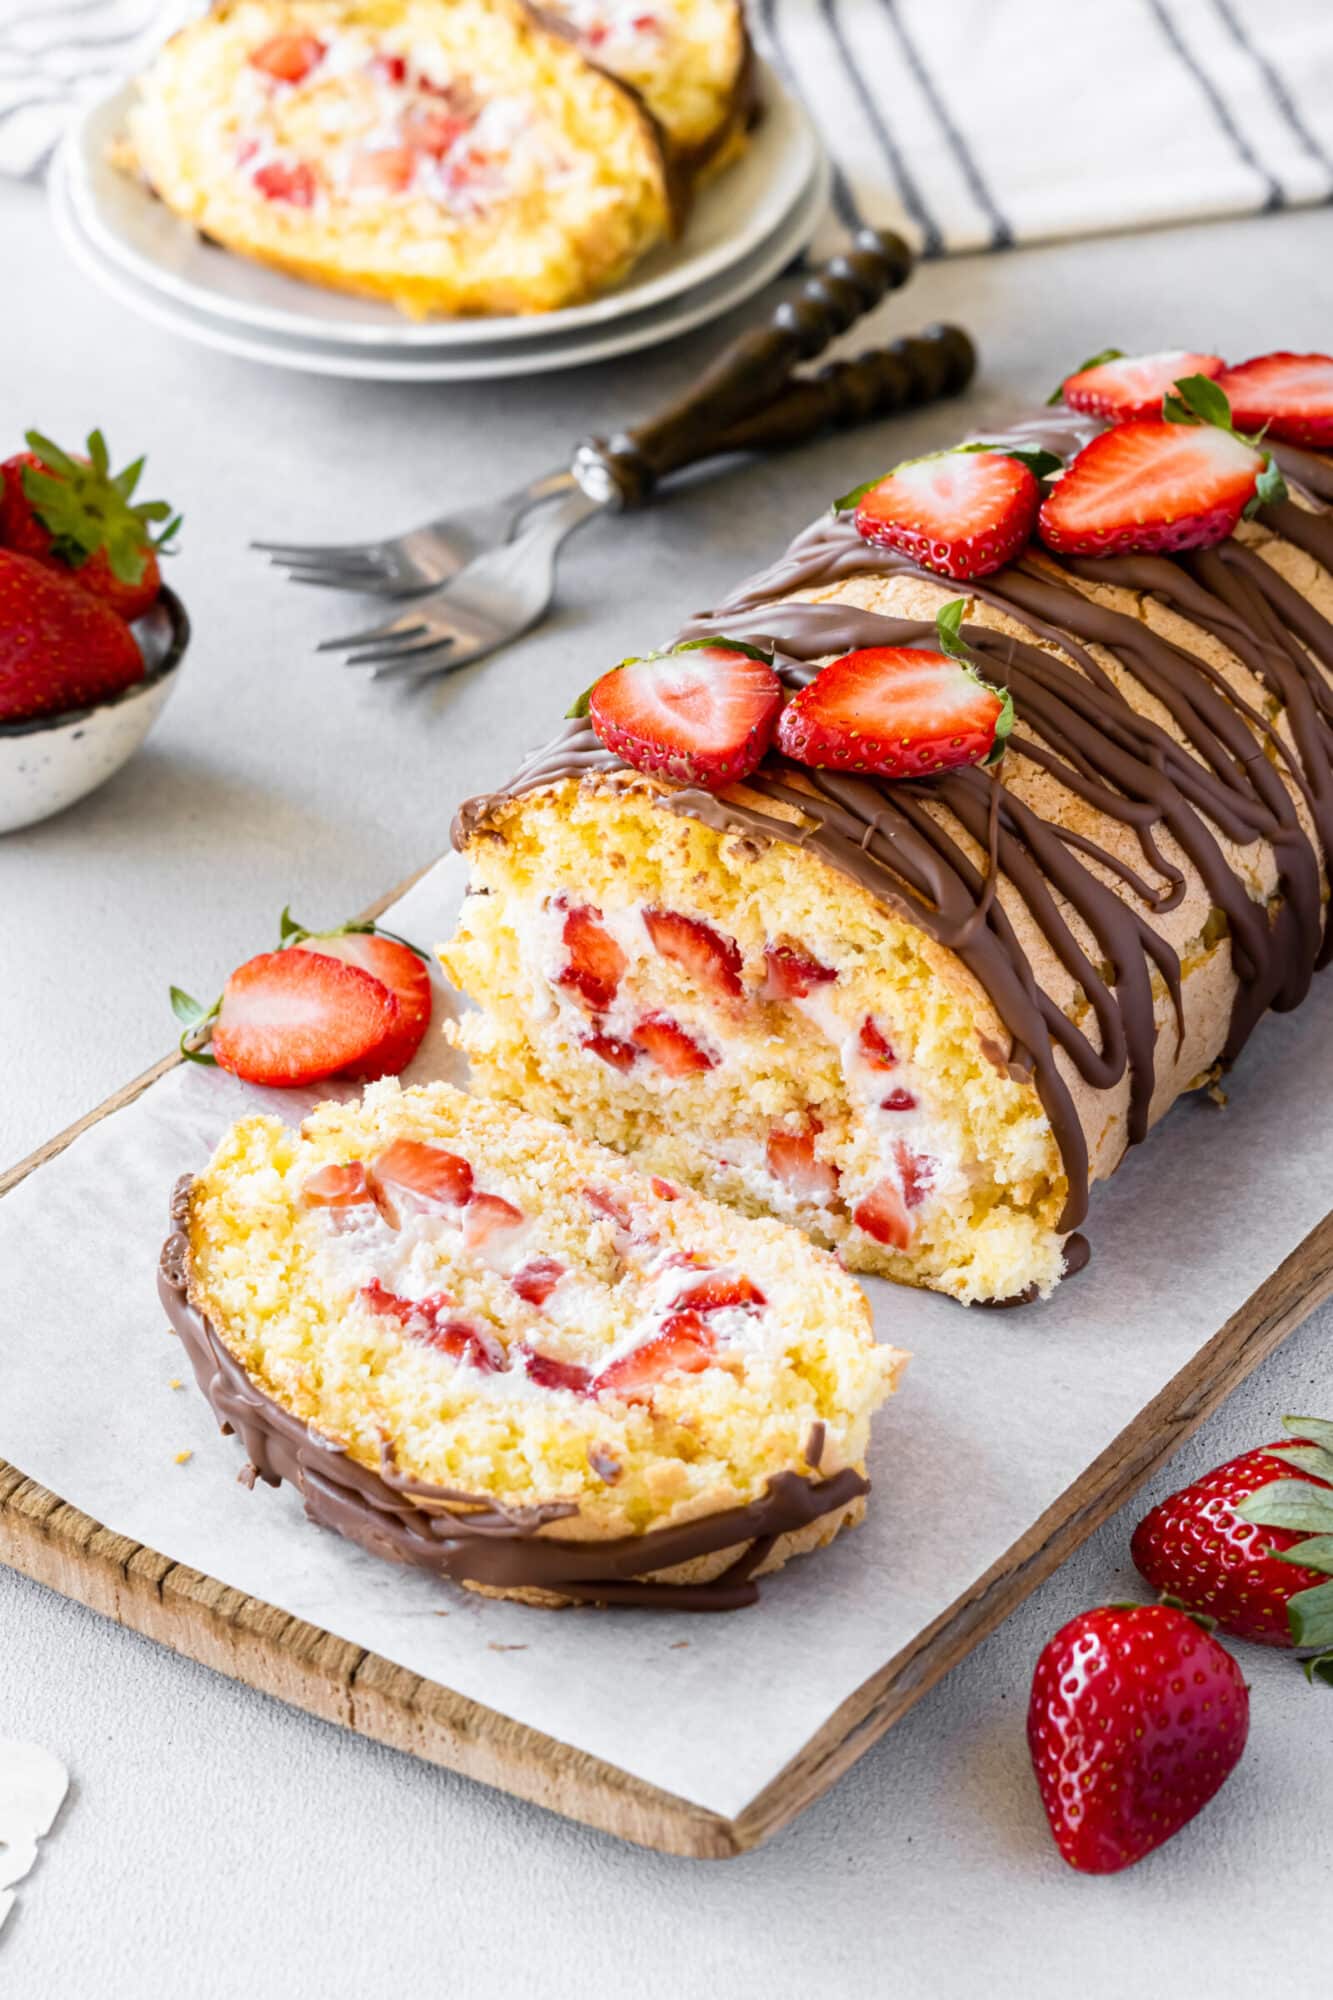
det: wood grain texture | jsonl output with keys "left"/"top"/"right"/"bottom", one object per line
{"left": 2, "top": 860, "right": 1330, "bottom": 1857}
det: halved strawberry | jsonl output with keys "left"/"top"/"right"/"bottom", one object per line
{"left": 463, "top": 1192, "right": 525, "bottom": 1251}
{"left": 301, "top": 1161, "right": 372, "bottom": 1208}
{"left": 593, "top": 1310, "right": 716, "bottom": 1402}
{"left": 511, "top": 1257, "right": 565, "bottom": 1306}
{"left": 851, "top": 449, "right": 1040, "bottom": 581}
{"left": 581, "top": 1030, "right": 637, "bottom": 1071}
{"left": 253, "top": 161, "right": 317, "bottom": 206}
{"left": 776, "top": 646, "right": 1010, "bottom": 779}
{"left": 766, "top": 1123, "right": 839, "bottom": 1203}
{"left": 643, "top": 908, "right": 743, "bottom": 999}
{"left": 370, "top": 1139, "right": 473, "bottom": 1223}
{"left": 1213, "top": 351, "right": 1333, "bottom": 447}
{"left": 249, "top": 33, "right": 325, "bottom": 82}
{"left": 520, "top": 1348, "right": 591, "bottom": 1395}
{"left": 671, "top": 1272, "right": 766, "bottom": 1312}
{"left": 1038, "top": 420, "right": 1265, "bottom": 557}
{"left": 762, "top": 943, "right": 837, "bottom": 1000}
{"left": 585, "top": 643, "right": 782, "bottom": 790}
{"left": 210, "top": 950, "right": 395, "bottom": 1087}
{"left": 859, "top": 1017, "right": 897, "bottom": 1069}
{"left": 1060, "top": 349, "right": 1225, "bottom": 424}
{"left": 556, "top": 905, "right": 626, "bottom": 1012}
{"left": 293, "top": 932, "right": 431, "bottom": 1079}
{"left": 853, "top": 1178, "right": 912, "bottom": 1248}
{"left": 632, "top": 1014, "right": 715, "bottom": 1075}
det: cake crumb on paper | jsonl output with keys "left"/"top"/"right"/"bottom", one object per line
{"left": 174, "top": 1450, "right": 192, "bottom": 1466}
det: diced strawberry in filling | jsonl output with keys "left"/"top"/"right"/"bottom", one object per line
{"left": 253, "top": 161, "right": 317, "bottom": 206}
{"left": 859, "top": 1018, "right": 896, "bottom": 1069}
{"left": 401, "top": 101, "right": 474, "bottom": 157}
{"left": 370, "top": 1139, "right": 473, "bottom": 1223}
{"left": 632, "top": 13, "right": 660, "bottom": 30}
{"left": 581, "top": 1029, "right": 637, "bottom": 1071}
{"left": 671, "top": 1273, "right": 766, "bottom": 1312}
{"left": 463, "top": 1192, "right": 525, "bottom": 1251}
{"left": 650, "top": 1176, "right": 680, "bottom": 1200}
{"left": 762, "top": 942, "right": 838, "bottom": 1000}
{"left": 301, "top": 1161, "right": 371, "bottom": 1208}
{"left": 348, "top": 145, "right": 416, "bottom": 194}
{"left": 511, "top": 1256, "right": 565, "bottom": 1306}
{"left": 766, "top": 1125, "right": 839, "bottom": 1203}
{"left": 557, "top": 905, "right": 627, "bottom": 1012}
{"left": 368, "top": 51, "right": 407, "bottom": 83}
{"left": 359, "top": 1279, "right": 503, "bottom": 1371}
{"left": 593, "top": 1310, "right": 716, "bottom": 1402}
{"left": 853, "top": 1178, "right": 912, "bottom": 1249}
{"left": 643, "top": 909, "right": 743, "bottom": 999}
{"left": 633, "top": 1014, "right": 715, "bottom": 1075}
{"left": 896, "top": 1142, "right": 933, "bottom": 1210}
{"left": 880, "top": 1088, "right": 917, "bottom": 1112}
{"left": 520, "top": 1347, "right": 592, "bottom": 1395}
{"left": 584, "top": 1184, "right": 633, "bottom": 1230}
{"left": 249, "top": 33, "right": 325, "bottom": 83}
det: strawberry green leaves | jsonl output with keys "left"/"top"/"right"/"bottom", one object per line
{"left": 21, "top": 428, "right": 180, "bottom": 586}
{"left": 1234, "top": 1414, "right": 1333, "bottom": 1666}
{"left": 170, "top": 986, "right": 220, "bottom": 1065}
{"left": 935, "top": 598, "right": 1014, "bottom": 765}
{"left": 1162, "top": 374, "right": 1288, "bottom": 514}
{"left": 1047, "top": 347, "right": 1125, "bottom": 405}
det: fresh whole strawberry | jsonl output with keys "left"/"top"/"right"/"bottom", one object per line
{"left": 1131, "top": 1416, "right": 1333, "bottom": 1668}
{"left": 1057, "top": 347, "right": 1225, "bottom": 423}
{"left": 847, "top": 445, "right": 1048, "bottom": 581}
{"left": 0, "top": 429, "right": 179, "bottom": 622}
{"left": 583, "top": 640, "right": 783, "bottom": 790}
{"left": 0, "top": 550, "right": 143, "bottom": 722}
{"left": 1027, "top": 1603, "right": 1250, "bottom": 1874}
{"left": 206, "top": 950, "right": 397, "bottom": 1087}
{"left": 282, "top": 908, "right": 432, "bottom": 1078}
{"left": 776, "top": 633, "right": 1012, "bottom": 781}
{"left": 1213, "top": 351, "right": 1333, "bottom": 447}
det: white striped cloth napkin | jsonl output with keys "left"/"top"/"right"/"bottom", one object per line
{"left": 3, "top": 0, "right": 1332, "bottom": 251}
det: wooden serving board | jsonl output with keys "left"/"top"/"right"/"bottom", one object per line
{"left": 3, "top": 874, "right": 1333, "bottom": 1858}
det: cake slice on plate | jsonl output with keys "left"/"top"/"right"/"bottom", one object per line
{"left": 163, "top": 1078, "right": 905, "bottom": 1608}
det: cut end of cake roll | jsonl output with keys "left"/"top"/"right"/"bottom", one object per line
{"left": 123, "top": 0, "right": 675, "bottom": 318}
{"left": 442, "top": 773, "right": 1072, "bottom": 1306}
{"left": 168, "top": 1079, "right": 904, "bottom": 1608}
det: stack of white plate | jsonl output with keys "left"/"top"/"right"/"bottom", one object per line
{"left": 51, "top": 63, "right": 829, "bottom": 382}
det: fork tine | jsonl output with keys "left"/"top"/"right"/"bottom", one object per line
{"left": 252, "top": 539, "right": 388, "bottom": 566}
{"left": 317, "top": 615, "right": 428, "bottom": 654}
{"left": 284, "top": 569, "right": 404, "bottom": 594}
{"left": 346, "top": 636, "right": 458, "bottom": 671}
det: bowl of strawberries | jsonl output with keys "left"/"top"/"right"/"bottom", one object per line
{"left": 0, "top": 427, "right": 186, "bottom": 834}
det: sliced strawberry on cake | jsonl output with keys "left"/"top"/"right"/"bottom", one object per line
{"left": 846, "top": 445, "right": 1051, "bottom": 581}
{"left": 165, "top": 1079, "right": 906, "bottom": 1609}
{"left": 1212, "top": 350, "right": 1333, "bottom": 448}
{"left": 776, "top": 639, "right": 1012, "bottom": 779}
{"left": 1056, "top": 348, "right": 1225, "bottom": 424}
{"left": 584, "top": 641, "right": 782, "bottom": 789}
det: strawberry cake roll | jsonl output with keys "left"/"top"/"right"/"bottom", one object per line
{"left": 122, "top": 0, "right": 674, "bottom": 316}
{"left": 444, "top": 351, "right": 1333, "bottom": 1306}
{"left": 161, "top": 1079, "right": 904, "bottom": 1607}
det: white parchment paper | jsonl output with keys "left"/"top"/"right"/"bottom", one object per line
{"left": 2, "top": 854, "right": 1331, "bottom": 1821}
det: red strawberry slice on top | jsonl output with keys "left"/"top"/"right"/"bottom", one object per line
{"left": 211, "top": 949, "right": 396, "bottom": 1087}
{"left": 643, "top": 908, "right": 743, "bottom": 998}
{"left": 1038, "top": 419, "right": 1265, "bottom": 557}
{"left": 852, "top": 449, "right": 1040, "bottom": 581}
{"left": 586, "top": 643, "right": 782, "bottom": 791}
{"left": 1213, "top": 351, "right": 1333, "bottom": 448}
{"left": 593, "top": 1310, "right": 717, "bottom": 1403}
{"left": 293, "top": 932, "right": 431, "bottom": 1079}
{"left": 1061, "top": 349, "right": 1225, "bottom": 424}
{"left": 776, "top": 646, "right": 1010, "bottom": 779}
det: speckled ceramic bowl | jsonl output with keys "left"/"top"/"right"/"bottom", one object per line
{"left": 0, "top": 586, "right": 189, "bottom": 834}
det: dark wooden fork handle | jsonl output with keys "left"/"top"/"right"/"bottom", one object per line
{"left": 573, "top": 226, "right": 914, "bottom": 507}
{"left": 712, "top": 324, "right": 976, "bottom": 457}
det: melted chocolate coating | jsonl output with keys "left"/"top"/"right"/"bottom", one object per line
{"left": 455, "top": 416, "right": 1333, "bottom": 1254}
{"left": 160, "top": 1183, "right": 867, "bottom": 1611}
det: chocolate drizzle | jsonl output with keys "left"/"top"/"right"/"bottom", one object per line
{"left": 456, "top": 416, "right": 1333, "bottom": 1244}
{"left": 160, "top": 1184, "right": 867, "bottom": 1611}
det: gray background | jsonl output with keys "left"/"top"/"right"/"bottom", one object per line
{"left": 2, "top": 183, "right": 1331, "bottom": 1994}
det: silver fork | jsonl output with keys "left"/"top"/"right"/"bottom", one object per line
{"left": 257, "top": 226, "right": 913, "bottom": 602}
{"left": 316, "top": 322, "right": 977, "bottom": 680}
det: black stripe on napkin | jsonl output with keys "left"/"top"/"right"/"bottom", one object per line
{"left": 1144, "top": 0, "right": 1284, "bottom": 211}
{"left": 876, "top": 0, "right": 1013, "bottom": 250}
{"left": 1209, "top": 0, "right": 1333, "bottom": 187}
{"left": 816, "top": 0, "right": 944, "bottom": 254}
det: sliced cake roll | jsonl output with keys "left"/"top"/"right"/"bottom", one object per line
{"left": 122, "top": 0, "right": 674, "bottom": 316}
{"left": 533, "top": 0, "right": 754, "bottom": 175}
{"left": 162, "top": 1079, "right": 905, "bottom": 1607}
{"left": 445, "top": 376, "right": 1333, "bottom": 1306}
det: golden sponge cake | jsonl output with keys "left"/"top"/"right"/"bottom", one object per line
{"left": 533, "top": 0, "right": 754, "bottom": 172}
{"left": 164, "top": 1079, "right": 906, "bottom": 1608}
{"left": 123, "top": 0, "right": 675, "bottom": 316}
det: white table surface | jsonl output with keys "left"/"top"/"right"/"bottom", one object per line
{"left": 2, "top": 180, "right": 1331, "bottom": 1996}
